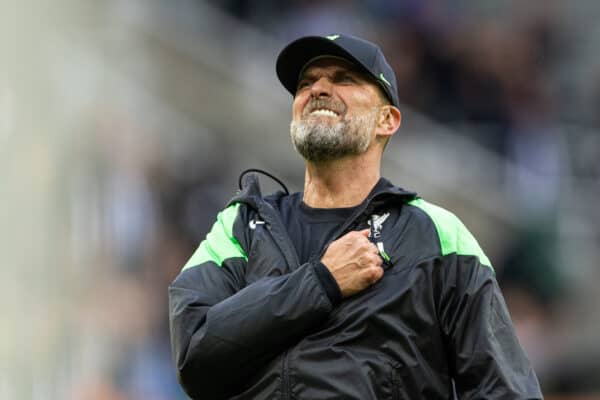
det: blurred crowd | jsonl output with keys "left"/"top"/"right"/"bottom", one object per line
{"left": 13, "top": 1, "right": 598, "bottom": 399}
{"left": 221, "top": 0, "right": 600, "bottom": 179}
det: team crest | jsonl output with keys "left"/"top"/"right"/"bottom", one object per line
{"left": 368, "top": 212, "right": 390, "bottom": 238}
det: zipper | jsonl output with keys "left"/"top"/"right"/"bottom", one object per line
{"left": 370, "top": 215, "right": 393, "bottom": 269}
{"left": 391, "top": 366, "right": 400, "bottom": 400}
{"left": 281, "top": 350, "right": 291, "bottom": 400}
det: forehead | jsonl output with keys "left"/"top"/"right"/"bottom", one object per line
{"left": 299, "top": 56, "right": 368, "bottom": 79}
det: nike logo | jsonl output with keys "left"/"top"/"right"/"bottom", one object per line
{"left": 249, "top": 219, "right": 265, "bottom": 230}
{"left": 379, "top": 73, "right": 391, "bottom": 87}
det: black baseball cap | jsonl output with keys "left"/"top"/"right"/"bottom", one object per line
{"left": 276, "top": 34, "right": 400, "bottom": 108}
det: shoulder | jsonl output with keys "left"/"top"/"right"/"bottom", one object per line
{"left": 405, "top": 198, "right": 492, "bottom": 268}
{"left": 181, "top": 202, "right": 249, "bottom": 271}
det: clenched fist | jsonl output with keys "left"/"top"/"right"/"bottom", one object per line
{"left": 321, "top": 229, "right": 384, "bottom": 298}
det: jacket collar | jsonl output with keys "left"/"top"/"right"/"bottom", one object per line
{"left": 230, "top": 172, "right": 416, "bottom": 209}
{"left": 367, "top": 177, "right": 416, "bottom": 202}
{"left": 229, "top": 172, "right": 265, "bottom": 208}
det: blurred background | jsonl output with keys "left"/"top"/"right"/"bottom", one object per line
{"left": 2, "top": 0, "right": 599, "bottom": 398}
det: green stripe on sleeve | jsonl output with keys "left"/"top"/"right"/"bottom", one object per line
{"left": 409, "top": 198, "right": 492, "bottom": 269}
{"left": 182, "top": 203, "right": 248, "bottom": 270}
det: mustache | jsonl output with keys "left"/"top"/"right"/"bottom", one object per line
{"left": 302, "top": 98, "right": 346, "bottom": 117}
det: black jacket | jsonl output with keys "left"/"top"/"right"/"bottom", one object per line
{"left": 169, "top": 174, "right": 543, "bottom": 399}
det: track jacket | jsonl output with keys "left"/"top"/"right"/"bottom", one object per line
{"left": 169, "top": 174, "right": 543, "bottom": 399}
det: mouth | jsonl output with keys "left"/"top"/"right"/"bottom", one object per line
{"left": 300, "top": 98, "right": 345, "bottom": 120}
{"left": 308, "top": 108, "right": 340, "bottom": 118}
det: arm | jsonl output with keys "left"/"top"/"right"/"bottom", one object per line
{"left": 169, "top": 204, "right": 334, "bottom": 399}
{"left": 438, "top": 255, "right": 543, "bottom": 399}
{"left": 409, "top": 198, "right": 542, "bottom": 398}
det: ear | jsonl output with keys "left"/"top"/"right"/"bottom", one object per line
{"left": 376, "top": 105, "right": 401, "bottom": 138}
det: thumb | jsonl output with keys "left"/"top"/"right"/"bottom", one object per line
{"left": 358, "top": 229, "right": 370, "bottom": 237}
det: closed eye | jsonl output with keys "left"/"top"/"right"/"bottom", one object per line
{"left": 334, "top": 72, "right": 358, "bottom": 84}
{"left": 296, "top": 70, "right": 361, "bottom": 92}
{"left": 296, "top": 79, "right": 313, "bottom": 91}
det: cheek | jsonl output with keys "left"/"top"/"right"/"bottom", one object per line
{"left": 350, "top": 91, "right": 377, "bottom": 107}
{"left": 292, "top": 96, "right": 307, "bottom": 119}
{"left": 345, "top": 86, "right": 379, "bottom": 109}
{"left": 338, "top": 88, "right": 375, "bottom": 111}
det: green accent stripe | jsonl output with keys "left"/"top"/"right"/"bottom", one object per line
{"left": 409, "top": 198, "right": 492, "bottom": 269}
{"left": 182, "top": 203, "right": 247, "bottom": 270}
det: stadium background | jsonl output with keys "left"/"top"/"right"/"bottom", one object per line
{"left": 2, "top": 0, "right": 600, "bottom": 398}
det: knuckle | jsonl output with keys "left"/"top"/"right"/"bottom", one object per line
{"left": 364, "top": 270, "right": 377, "bottom": 283}
{"left": 362, "top": 267, "right": 380, "bottom": 283}
{"left": 371, "top": 267, "right": 384, "bottom": 281}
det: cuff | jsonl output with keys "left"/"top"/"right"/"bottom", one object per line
{"left": 313, "top": 261, "right": 342, "bottom": 306}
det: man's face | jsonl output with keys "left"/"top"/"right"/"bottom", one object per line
{"left": 290, "top": 57, "right": 385, "bottom": 162}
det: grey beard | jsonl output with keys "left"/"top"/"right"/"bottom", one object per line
{"left": 290, "top": 111, "right": 377, "bottom": 162}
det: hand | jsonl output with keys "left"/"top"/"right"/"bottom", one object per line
{"left": 320, "top": 229, "right": 384, "bottom": 298}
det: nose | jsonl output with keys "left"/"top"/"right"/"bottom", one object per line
{"left": 310, "top": 77, "right": 333, "bottom": 98}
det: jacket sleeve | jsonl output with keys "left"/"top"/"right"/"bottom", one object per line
{"left": 168, "top": 203, "right": 334, "bottom": 399}
{"left": 409, "top": 198, "right": 542, "bottom": 398}
{"left": 438, "top": 254, "right": 544, "bottom": 399}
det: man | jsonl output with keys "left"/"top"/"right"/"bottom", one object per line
{"left": 169, "top": 34, "right": 543, "bottom": 399}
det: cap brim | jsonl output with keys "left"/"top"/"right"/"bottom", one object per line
{"left": 276, "top": 36, "right": 368, "bottom": 96}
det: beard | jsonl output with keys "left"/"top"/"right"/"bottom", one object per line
{"left": 290, "top": 107, "right": 378, "bottom": 163}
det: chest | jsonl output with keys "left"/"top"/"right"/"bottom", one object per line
{"left": 244, "top": 205, "right": 422, "bottom": 287}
